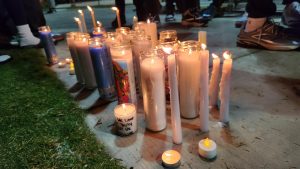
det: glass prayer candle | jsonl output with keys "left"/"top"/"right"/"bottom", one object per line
{"left": 74, "top": 33, "right": 97, "bottom": 89}
{"left": 114, "top": 103, "right": 137, "bottom": 136}
{"left": 89, "top": 38, "right": 116, "bottom": 99}
{"left": 105, "top": 32, "right": 121, "bottom": 51}
{"left": 110, "top": 42, "right": 137, "bottom": 105}
{"left": 92, "top": 26, "right": 106, "bottom": 38}
{"left": 38, "top": 26, "right": 58, "bottom": 65}
{"left": 116, "top": 27, "right": 130, "bottom": 42}
{"left": 66, "top": 32, "right": 85, "bottom": 84}
{"left": 159, "top": 30, "right": 178, "bottom": 43}
{"left": 177, "top": 41, "right": 201, "bottom": 119}
{"left": 140, "top": 50, "right": 166, "bottom": 131}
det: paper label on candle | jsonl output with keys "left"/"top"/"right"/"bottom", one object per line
{"left": 113, "top": 60, "right": 132, "bottom": 104}
{"left": 116, "top": 116, "right": 135, "bottom": 135}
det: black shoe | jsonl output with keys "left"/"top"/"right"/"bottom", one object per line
{"left": 200, "top": 4, "right": 224, "bottom": 19}
{"left": 181, "top": 9, "right": 209, "bottom": 27}
{"left": 237, "top": 20, "right": 300, "bottom": 50}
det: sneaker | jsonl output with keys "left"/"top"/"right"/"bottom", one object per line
{"left": 165, "top": 14, "right": 176, "bottom": 22}
{"left": 181, "top": 9, "right": 209, "bottom": 27}
{"left": 200, "top": 4, "right": 224, "bottom": 20}
{"left": 237, "top": 20, "right": 300, "bottom": 50}
{"left": 282, "top": 2, "right": 300, "bottom": 28}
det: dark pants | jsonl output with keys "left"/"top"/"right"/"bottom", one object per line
{"left": 134, "top": 0, "right": 161, "bottom": 21}
{"left": 115, "top": 0, "right": 126, "bottom": 22}
{"left": 3, "top": 0, "right": 27, "bottom": 26}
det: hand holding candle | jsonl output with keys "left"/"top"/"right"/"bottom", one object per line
{"left": 209, "top": 53, "right": 221, "bottom": 107}
{"left": 219, "top": 51, "right": 233, "bottom": 123}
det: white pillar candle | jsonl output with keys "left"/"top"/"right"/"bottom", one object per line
{"left": 78, "top": 10, "right": 88, "bottom": 33}
{"left": 132, "top": 35, "right": 152, "bottom": 96}
{"left": 198, "top": 31, "right": 207, "bottom": 45}
{"left": 161, "top": 150, "right": 181, "bottom": 168}
{"left": 74, "top": 17, "right": 83, "bottom": 32}
{"left": 209, "top": 53, "right": 221, "bottom": 107}
{"left": 199, "top": 44, "right": 209, "bottom": 132}
{"left": 166, "top": 49, "right": 182, "bottom": 144}
{"left": 219, "top": 51, "right": 233, "bottom": 123}
{"left": 177, "top": 41, "right": 200, "bottom": 119}
{"left": 198, "top": 138, "right": 217, "bottom": 159}
{"left": 110, "top": 44, "right": 137, "bottom": 105}
{"left": 142, "top": 19, "right": 157, "bottom": 47}
{"left": 140, "top": 54, "right": 166, "bottom": 131}
{"left": 114, "top": 103, "right": 137, "bottom": 136}
{"left": 87, "top": 5, "right": 97, "bottom": 28}
{"left": 74, "top": 35, "right": 97, "bottom": 89}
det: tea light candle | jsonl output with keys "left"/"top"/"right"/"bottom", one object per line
{"left": 69, "top": 61, "right": 75, "bottom": 75}
{"left": 78, "top": 9, "right": 88, "bottom": 33}
{"left": 114, "top": 103, "right": 137, "bottom": 136}
{"left": 219, "top": 51, "right": 233, "bottom": 123}
{"left": 87, "top": 5, "right": 97, "bottom": 28}
{"left": 161, "top": 150, "right": 181, "bottom": 168}
{"left": 65, "top": 58, "right": 72, "bottom": 64}
{"left": 198, "top": 138, "right": 217, "bottom": 159}
{"left": 38, "top": 26, "right": 58, "bottom": 65}
{"left": 58, "top": 61, "right": 66, "bottom": 68}
{"left": 199, "top": 44, "right": 209, "bottom": 132}
{"left": 209, "top": 53, "right": 221, "bottom": 107}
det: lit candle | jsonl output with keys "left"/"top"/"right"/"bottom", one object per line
{"left": 58, "top": 61, "right": 66, "bottom": 68}
{"left": 161, "top": 150, "right": 181, "bottom": 168}
{"left": 198, "top": 138, "right": 217, "bottom": 159}
{"left": 92, "top": 26, "right": 105, "bottom": 38}
{"left": 132, "top": 16, "right": 138, "bottom": 29}
{"left": 89, "top": 38, "right": 116, "bottom": 99}
{"left": 209, "top": 53, "right": 221, "bottom": 107}
{"left": 115, "top": 27, "right": 130, "bottom": 42}
{"left": 219, "top": 51, "right": 233, "bottom": 123}
{"left": 199, "top": 44, "right": 209, "bottom": 132}
{"left": 65, "top": 58, "right": 72, "bottom": 64}
{"left": 146, "top": 19, "right": 158, "bottom": 47}
{"left": 66, "top": 32, "right": 85, "bottom": 84}
{"left": 69, "top": 61, "right": 75, "bottom": 75}
{"left": 78, "top": 10, "right": 88, "bottom": 33}
{"left": 177, "top": 41, "right": 200, "bottom": 119}
{"left": 87, "top": 5, "right": 97, "bottom": 28}
{"left": 74, "top": 34, "right": 97, "bottom": 89}
{"left": 198, "top": 31, "right": 207, "bottom": 45}
{"left": 74, "top": 17, "right": 83, "bottom": 32}
{"left": 110, "top": 42, "right": 137, "bottom": 105}
{"left": 114, "top": 103, "right": 137, "bottom": 136}
{"left": 140, "top": 52, "right": 166, "bottom": 131}
{"left": 163, "top": 46, "right": 182, "bottom": 144}
{"left": 38, "top": 26, "right": 58, "bottom": 65}
{"left": 111, "top": 7, "right": 121, "bottom": 28}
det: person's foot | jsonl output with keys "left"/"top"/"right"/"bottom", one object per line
{"left": 165, "top": 14, "right": 176, "bottom": 22}
{"left": 0, "top": 55, "right": 12, "bottom": 64}
{"left": 282, "top": 1, "right": 300, "bottom": 28}
{"left": 181, "top": 9, "right": 209, "bottom": 27}
{"left": 200, "top": 4, "right": 224, "bottom": 20}
{"left": 237, "top": 20, "right": 300, "bottom": 50}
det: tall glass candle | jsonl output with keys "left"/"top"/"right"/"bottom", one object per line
{"left": 209, "top": 53, "right": 221, "bottom": 107}
{"left": 38, "top": 26, "right": 58, "bottom": 65}
{"left": 110, "top": 42, "right": 137, "bottom": 105}
{"left": 114, "top": 103, "right": 137, "bottom": 136}
{"left": 159, "top": 30, "right": 177, "bottom": 43}
{"left": 177, "top": 41, "right": 200, "bottom": 119}
{"left": 135, "top": 20, "right": 157, "bottom": 47}
{"left": 105, "top": 32, "right": 121, "bottom": 53}
{"left": 132, "top": 34, "right": 152, "bottom": 95}
{"left": 199, "top": 44, "right": 209, "bottom": 132}
{"left": 74, "top": 34, "right": 97, "bottom": 89}
{"left": 219, "top": 51, "right": 233, "bottom": 123}
{"left": 89, "top": 38, "right": 116, "bottom": 99}
{"left": 140, "top": 50, "right": 166, "bottom": 131}
{"left": 66, "top": 32, "right": 85, "bottom": 84}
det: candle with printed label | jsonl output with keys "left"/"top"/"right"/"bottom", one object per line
{"left": 114, "top": 103, "right": 137, "bottom": 136}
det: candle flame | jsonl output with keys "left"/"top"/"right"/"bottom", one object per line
{"left": 201, "top": 43, "right": 207, "bottom": 50}
{"left": 111, "top": 7, "right": 118, "bottom": 11}
{"left": 162, "top": 47, "right": 172, "bottom": 55}
{"left": 78, "top": 9, "right": 83, "bottom": 14}
{"left": 212, "top": 53, "right": 219, "bottom": 59}
{"left": 147, "top": 19, "right": 150, "bottom": 23}
{"left": 97, "top": 21, "right": 102, "bottom": 27}
{"left": 151, "top": 58, "right": 155, "bottom": 64}
{"left": 87, "top": 5, "right": 93, "bottom": 12}
{"left": 74, "top": 17, "right": 80, "bottom": 22}
{"left": 95, "top": 41, "right": 99, "bottom": 46}
{"left": 203, "top": 138, "right": 211, "bottom": 148}
{"left": 121, "top": 50, "right": 125, "bottom": 55}
{"left": 133, "top": 16, "right": 138, "bottom": 21}
{"left": 122, "top": 104, "right": 126, "bottom": 109}
{"left": 223, "top": 51, "right": 231, "bottom": 60}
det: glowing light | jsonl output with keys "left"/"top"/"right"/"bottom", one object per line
{"left": 201, "top": 43, "right": 207, "bottom": 50}
{"left": 122, "top": 104, "right": 126, "bottom": 109}
{"left": 97, "top": 21, "right": 102, "bottom": 27}
{"left": 74, "top": 17, "right": 80, "bottom": 22}
{"left": 147, "top": 19, "right": 151, "bottom": 24}
{"left": 87, "top": 5, "right": 93, "bottom": 12}
{"left": 111, "top": 7, "right": 118, "bottom": 11}
{"left": 223, "top": 51, "right": 231, "bottom": 60}
{"left": 212, "top": 53, "right": 219, "bottom": 59}
{"left": 78, "top": 9, "right": 83, "bottom": 14}
{"left": 203, "top": 138, "right": 211, "bottom": 148}
{"left": 162, "top": 47, "right": 172, "bottom": 55}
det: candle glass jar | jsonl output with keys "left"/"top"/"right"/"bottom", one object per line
{"left": 66, "top": 32, "right": 85, "bottom": 84}
{"left": 114, "top": 103, "right": 137, "bottom": 136}
{"left": 133, "top": 21, "right": 146, "bottom": 31}
{"left": 140, "top": 49, "right": 166, "bottom": 131}
{"left": 110, "top": 41, "right": 137, "bottom": 105}
{"left": 159, "top": 30, "right": 178, "bottom": 43}
{"left": 177, "top": 40, "right": 201, "bottom": 119}
{"left": 92, "top": 26, "right": 106, "bottom": 38}
{"left": 38, "top": 26, "right": 58, "bottom": 65}
{"left": 89, "top": 38, "right": 116, "bottom": 99}
{"left": 116, "top": 27, "right": 130, "bottom": 41}
{"left": 74, "top": 33, "right": 97, "bottom": 89}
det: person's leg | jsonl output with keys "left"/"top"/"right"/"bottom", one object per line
{"left": 0, "top": 55, "right": 12, "bottom": 64}
{"left": 165, "top": 0, "right": 176, "bottom": 22}
{"left": 24, "top": 0, "right": 46, "bottom": 37}
{"left": 181, "top": 0, "right": 209, "bottom": 26}
{"left": 3, "top": 0, "right": 40, "bottom": 47}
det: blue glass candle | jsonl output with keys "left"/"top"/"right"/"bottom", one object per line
{"left": 89, "top": 38, "right": 116, "bottom": 99}
{"left": 38, "top": 26, "right": 58, "bottom": 65}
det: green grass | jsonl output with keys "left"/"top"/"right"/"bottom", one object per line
{"left": 0, "top": 49, "right": 124, "bottom": 169}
